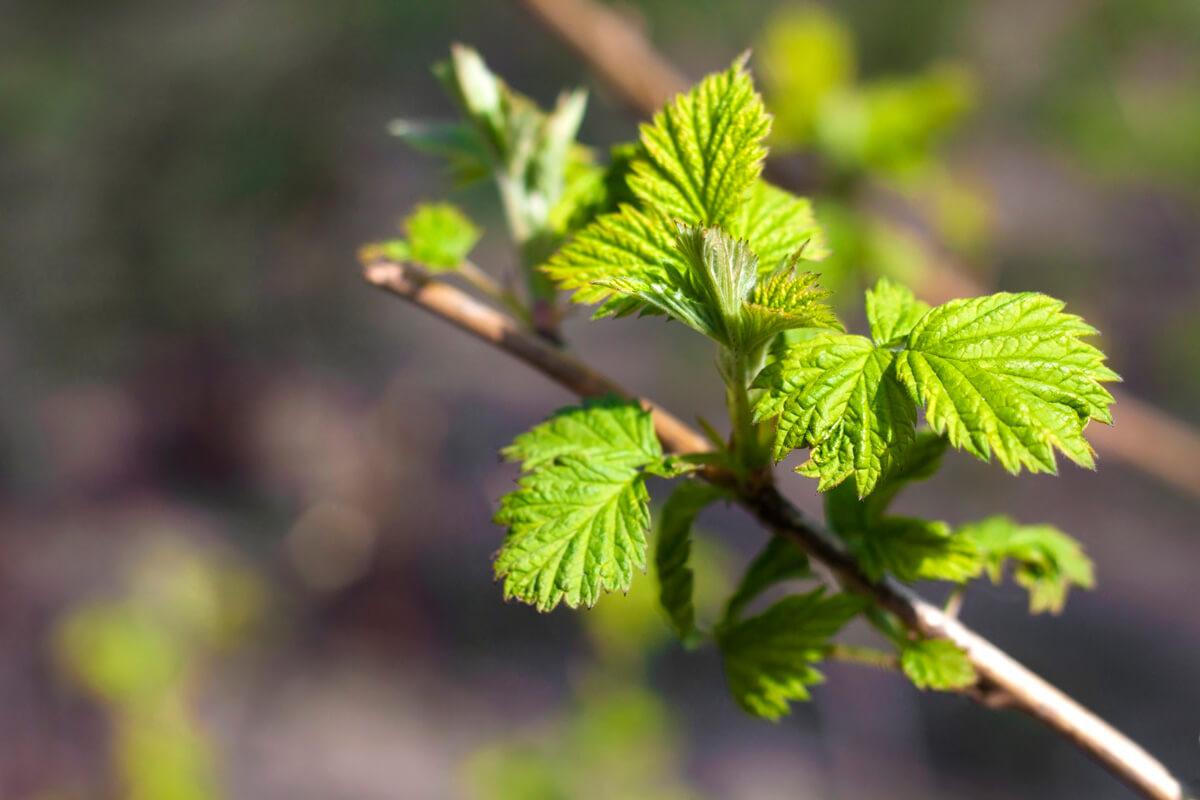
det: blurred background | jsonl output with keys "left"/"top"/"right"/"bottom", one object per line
{"left": 2, "top": 0, "right": 1198, "bottom": 798}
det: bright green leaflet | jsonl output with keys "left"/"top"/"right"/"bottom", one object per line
{"left": 896, "top": 292, "right": 1118, "bottom": 474}
{"left": 718, "top": 589, "right": 866, "bottom": 719}
{"left": 957, "top": 515, "right": 1094, "bottom": 614}
{"left": 494, "top": 399, "right": 670, "bottom": 611}
{"left": 629, "top": 53, "right": 770, "bottom": 228}
{"left": 901, "top": 639, "right": 977, "bottom": 690}
{"left": 754, "top": 332, "right": 914, "bottom": 495}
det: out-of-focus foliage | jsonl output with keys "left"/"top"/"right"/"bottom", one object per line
{"left": 359, "top": 202, "right": 481, "bottom": 270}
{"left": 753, "top": 4, "right": 994, "bottom": 296}
{"left": 462, "top": 682, "right": 707, "bottom": 800}
{"left": 462, "top": 525, "right": 731, "bottom": 800}
{"left": 1038, "top": 0, "right": 1200, "bottom": 183}
{"left": 757, "top": 4, "right": 976, "bottom": 178}
{"left": 54, "top": 539, "right": 265, "bottom": 800}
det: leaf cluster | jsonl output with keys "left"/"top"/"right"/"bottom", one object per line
{"left": 755, "top": 278, "right": 1118, "bottom": 496}
{"left": 386, "top": 50, "right": 1115, "bottom": 724}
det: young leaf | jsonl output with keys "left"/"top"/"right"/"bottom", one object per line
{"left": 387, "top": 119, "right": 489, "bottom": 185}
{"left": 546, "top": 59, "right": 830, "bottom": 321}
{"left": 896, "top": 292, "right": 1118, "bottom": 474}
{"left": 502, "top": 396, "right": 661, "bottom": 470}
{"left": 403, "top": 203, "right": 481, "bottom": 270}
{"left": 495, "top": 457, "right": 652, "bottom": 612}
{"left": 595, "top": 225, "right": 839, "bottom": 350}
{"left": 753, "top": 332, "right": 915, "bottom": 495}
{"left": 730, "top": 181, "right": 829, "bottom": 268}
{"left": 718, "top": 589, "right": 866, "bottom": 719}
{"left": 630, "top": 54, "right": 770, "bottom": 228}
{"left": 901, "top": 639, "right": 977, "bottom": 690}
{"left": 723, "top": 535, "right": 813, "bottom": 623}
{"left": 865, "top": 277, "right": 929, "bottom": 346}
{"left": 847, "top": 516, "right": 980, "bottom": 584}
{"left": 494, "top": 399, "right": 668, "bottom": 612}
{"left": 957, "top": 516, "right": 1094, "bottom": 614}
{"left": 743, "top": 256, "right": 842, "bottom": 339}
{"left": 542, "top": 204, "right": 685, "bottom": 316}
{"left": 655, "top": 481, "right": 731, "bottom": 641}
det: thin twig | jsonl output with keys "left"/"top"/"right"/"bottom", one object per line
{"left": 456, "top": 259, "right": 534, "bottom": 327}
{"left": 510, "top": 0, "right": 1200, "bottom": 503}
{"left": 944, "top": 585, "right": 967, "bottom": 619}
{"left": 364, "top": 259, "right": 1183, "bottom": 800}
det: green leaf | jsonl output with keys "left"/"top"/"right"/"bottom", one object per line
{"left": 594, "top": 225, "right": 839, "bottom": 350}
{"left": 718, "top": 589, "right": 866, "bottom": 719}
{"left": 865, "top": 277, "right": 929, "bottom": 346}
{"left": 956, "top": 516, "right": 1094, "bottom": 614}
{"left": 723, "top": 536, "right": 813, "bottom": 623}
{"left": 494, "top": 399, "right": 666, "bottom": 611}
{"left": 821, "top": 432, "right": 975, "bottom": 585}
{"left": 847, "top": 516, "right": 980, "bottom": 584}
{"left": 543, "top": 204, "right": 685, "bottom": 316}
{"left": 730, "top": 181, "right": 829, "bottom": 267}
{"left": 545, "top": 59, "right": 831, "bottom": 323}
{"left": 402, "top": 203, "right": 481, "bottom": 271}
{"left": 422, "top": 44, "right": 587, "bottom": 252}
{"left": 754, "top": 332, "right": 915, "bottom": 495}
{"left": 494, "top": 457, "right": 652, "bottom": 611}
{"left": 743, "top": 255, "right": 842, "bottom": 339}
{"left": 630, "top": 54, "right": 771, "bottom": 228}
{"left": 655, "top": 481, "right": 731, "bottom": 642}
{"left": 896, "top": 292, "right": 1118, "bottom": 475}
{"left": 900, "top": 639, "right": 977, "bottom": 690}
{"left": 387, "top": 119, "right": 490, "bottom": 184}
{"left": 502, "top": 396, "right": 661, "bottom": 470}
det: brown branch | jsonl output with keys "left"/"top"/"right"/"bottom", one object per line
{"left": 511, "top": 0, "right": 1200, "bottom": 503}
{"left": 364, "top": 259, "right": 1184, "bottom": 800}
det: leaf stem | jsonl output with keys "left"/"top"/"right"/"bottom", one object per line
{"left": 457, "top": 259, "right": 535, "bottom": 327}
{"left": 723, "top": 344, "right": 769, "bottom": 476}
{"left": 497, "top": 174, "right": 561, "bottom": 341}
{"left": 828, "top": 643, "right": 900, "bottom": 670}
